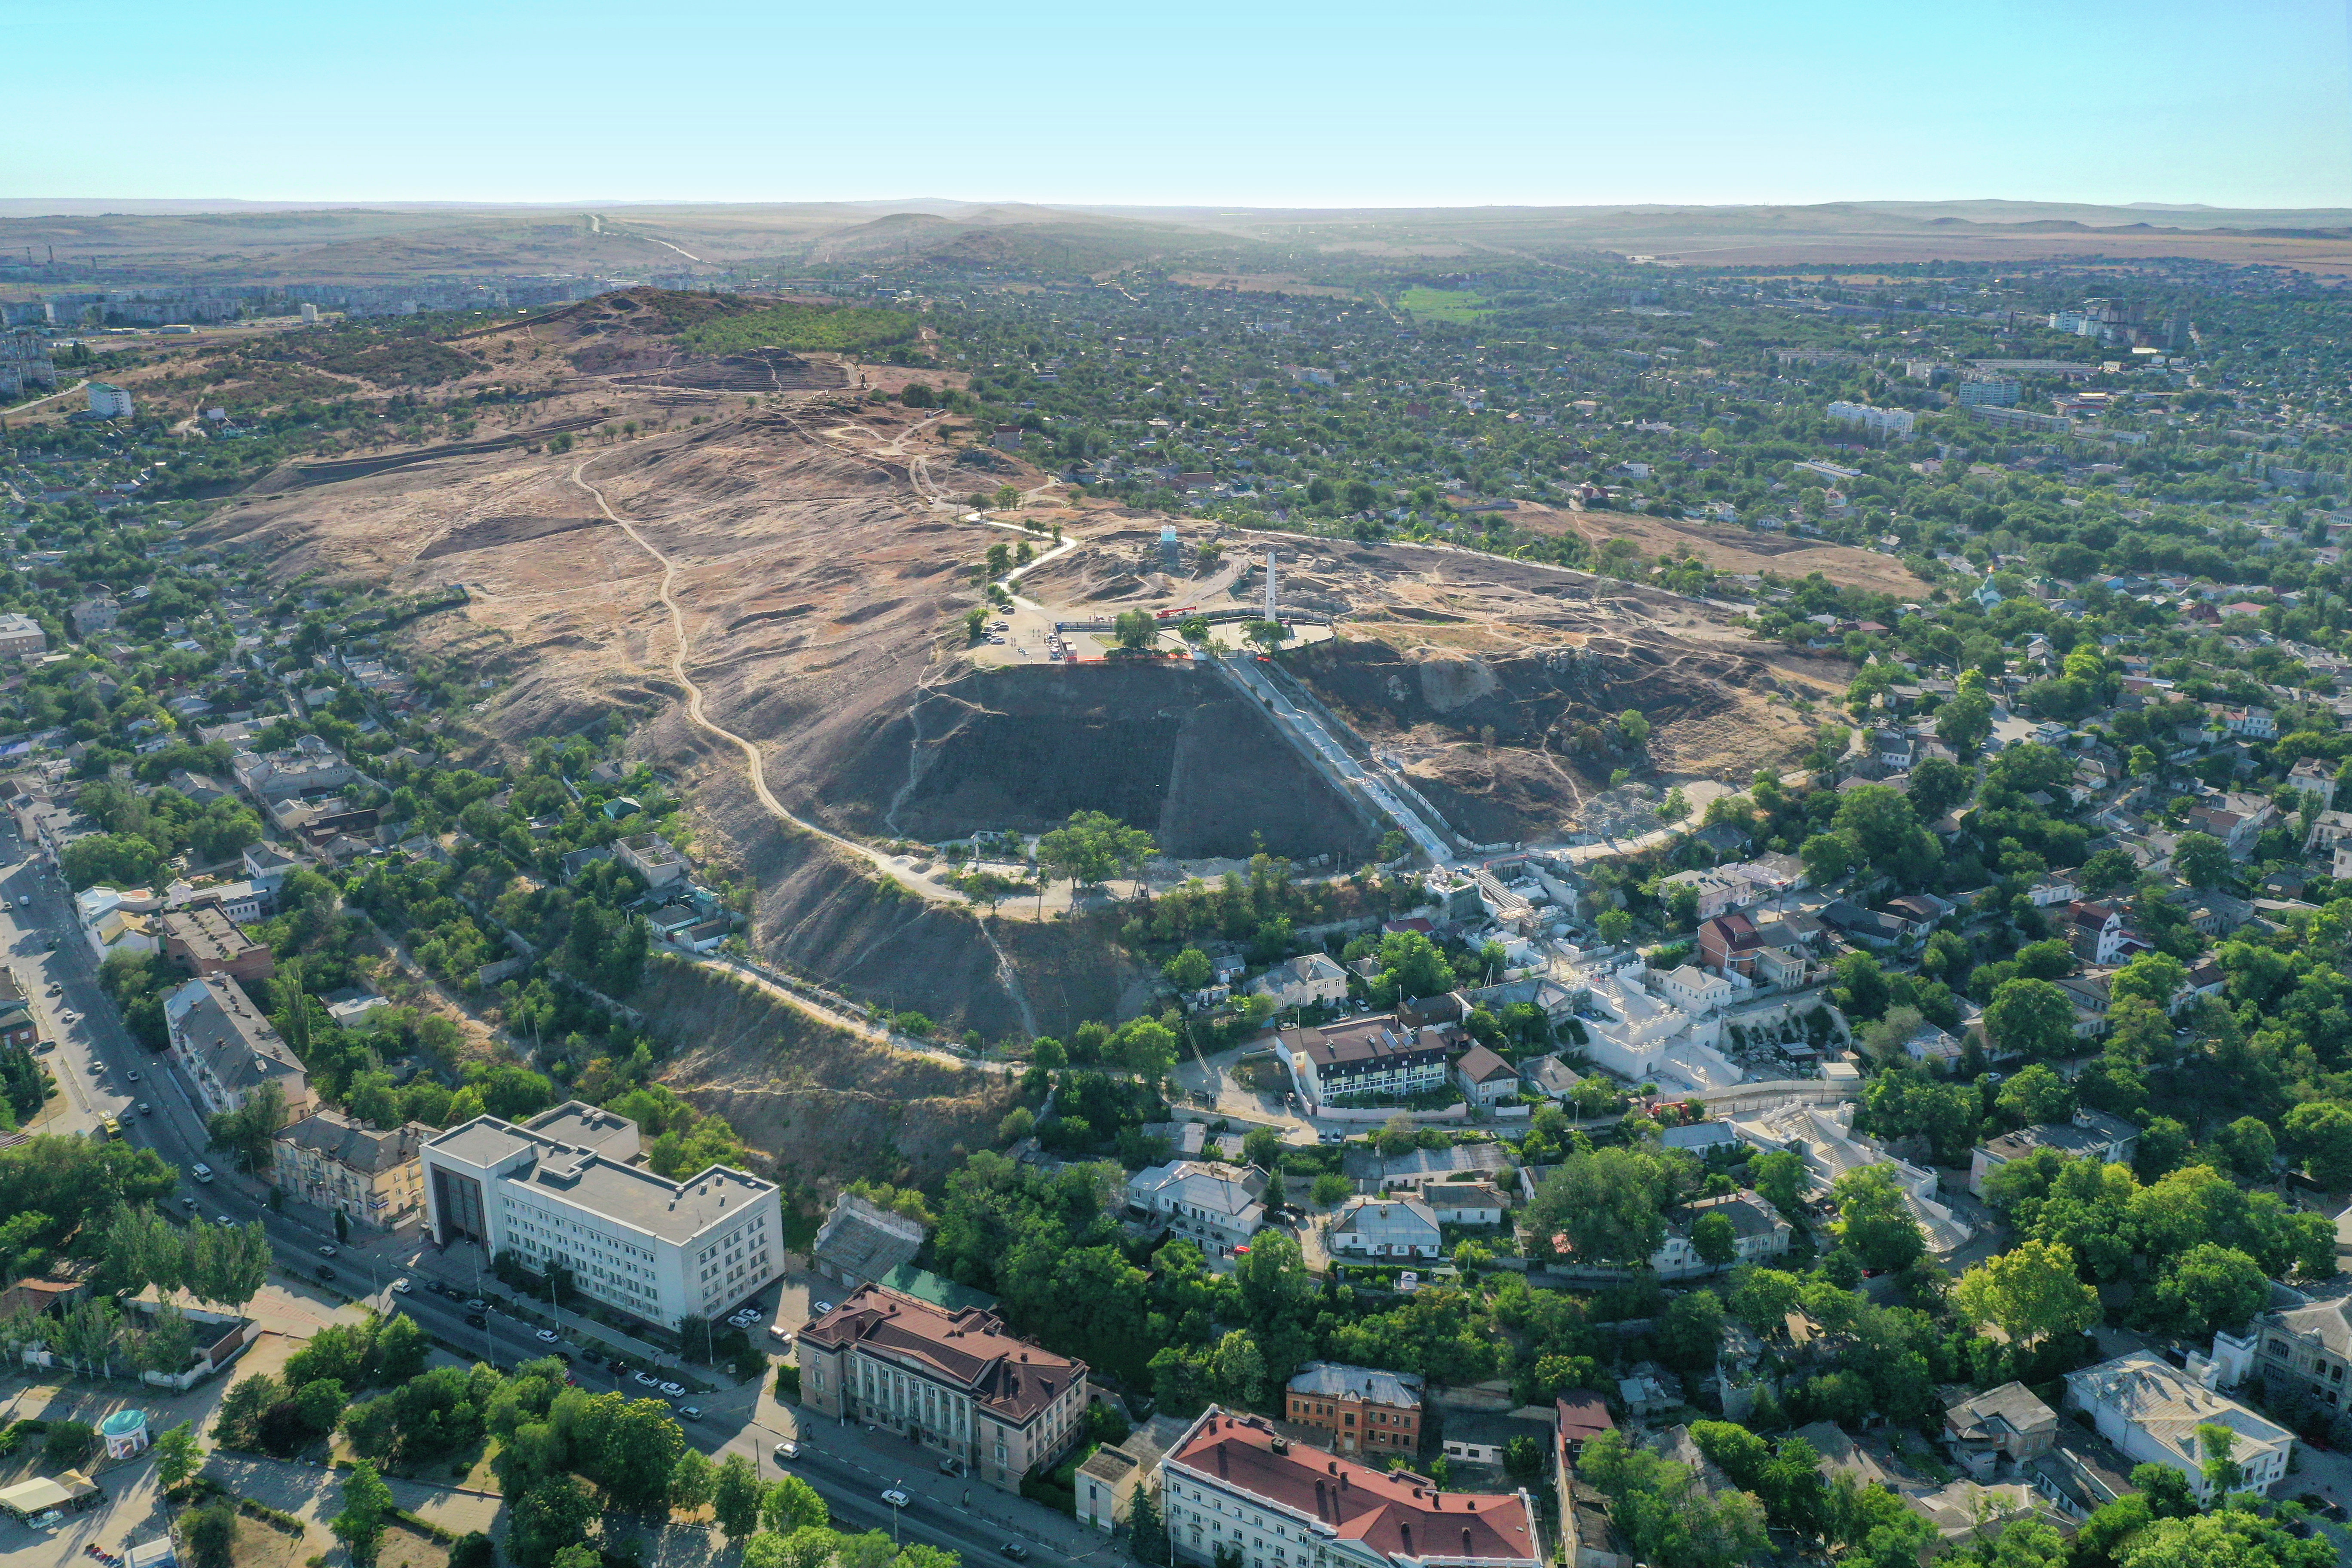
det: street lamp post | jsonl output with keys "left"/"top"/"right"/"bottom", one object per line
{"left": 890, "top": 1484, "right": 903, "bottom": 1544}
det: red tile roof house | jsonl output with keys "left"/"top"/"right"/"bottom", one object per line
{"left": 1159, "top": 1408, "right": 1542, "bottom": 1568}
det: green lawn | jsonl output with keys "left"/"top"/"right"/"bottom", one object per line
{"left": 1398, "top": 286, "right": 1492, "bottom": 324}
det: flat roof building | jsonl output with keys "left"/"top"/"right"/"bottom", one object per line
{"left": 420, "top": 1101, "right": 781, "bottom": 1329}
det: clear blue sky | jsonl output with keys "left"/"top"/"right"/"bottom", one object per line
{"left": 6, "top": 0, "right": 2347, "bottom": 209}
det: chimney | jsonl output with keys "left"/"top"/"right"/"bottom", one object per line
{"left": 1461, "top": 1529, "right": 1473, "bottom": 1556}
{"left": 1400, "top": 1525, "right": 1412, "bottom": 1556}
{"left": 1315, "top": 1479, "right": 1327, "bottom": 1518}
{"left": 1339, "top": 1471, "right": 1350, "bottom": 1490}
{"left": 1217, "top": 1446, "right": 1230, "bottom": 1480}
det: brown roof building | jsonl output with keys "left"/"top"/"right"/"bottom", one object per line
{"left": 1159, "top": 1409, "right": 1540, "bottom": 1568}
{"left": 272, "top": 1109, "right": 430, "bottom": 1232}
{"left": 160, "top": 906, "right": 276, "bottom": 983}
{"left": 796, "top": 1283, "right": 1087, "bottom": 1493}
{"left": 1286, "top": 1361, "right": 1424, "bottom": 1457}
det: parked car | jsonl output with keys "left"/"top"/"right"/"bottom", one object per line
{"left": 658, "top": 1381, "right": 685, "bottom": 1397}
{"left": 938, "top": 1458, "right": 964, "bottom": 1476}
{"left": 679, "top": 1406, "right": 703, "bottom": 1421}
{"left": 215, "top": 1215, "right": 234, "bottom": 1226}
{"left": 465, "top": 1314, "right": 488, "bottom": 1329}
{"left": 1001, "top": 1545, "right": 1030, "bottom": 1562}
{"left": 634, "top": 1372, "right": 659, "bottom": 1388}
{"left": 317, "top": 1266, "right": 337, "bottom": 1283}
{"left": 813, "top": 1301, "right": 834, "bottom": 1316}
{"left": 464, "top": 1298, "right": 488, "bottom": 1312}
{"left": 579, "top": 1350, "right": 604, "bottom": 1366}
{"left": 776, "top": 1440, "right": 801, "bottom": 1460}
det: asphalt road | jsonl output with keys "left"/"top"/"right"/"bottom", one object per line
{"left": 3, "top": 829, "right": 1106, "bottom": 1568}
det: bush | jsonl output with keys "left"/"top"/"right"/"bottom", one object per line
{"left": 450, "top": 1534, "right": 497, "bottom": 1568}
{"left": 774, "top": 1362, "right": 801, "bottom": 1401}
{"left": 42, "top": 1421, "right": 93, "bottom": 1472}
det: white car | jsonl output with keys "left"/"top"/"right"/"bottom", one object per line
{"left": 658, "top": 1381, "right": 685, "bottom": 1397}
{"left": 536, "top": 1329, "right": 559, "bottom": 1343}
{"left": 633, "top": 1371, "right": 659, "bottom": 1388}
{"left": 813, "top": 1301, "right": 834, "bottom": 1316}
{"left": 881, "top": 1490, "right": 910, "bottom": 1509}
{"left": 390, "top": 1278, "right": 412, "bottom": 1294}
{"left": 776, "top": 1440, "right": 801, "bottom": 1460}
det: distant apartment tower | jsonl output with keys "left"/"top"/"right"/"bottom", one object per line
{"left": 1972, "top": 405, "right": 2072, "bottom": 436}
{"left": 299, "top": 303, "right": 318, "bottom": 323}
{"left": 0, "top": 328, "right": 56, "bottom": 398}
{"left": 1825, "top": 400, "right": 1915, "bottom": 438}
{"left": 87, "top": 383, "right": 133, "bottom": 419}
{"left": 1956, "top": 377, "right": 2021, "bottom": 408}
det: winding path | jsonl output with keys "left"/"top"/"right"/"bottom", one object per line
{"left": 566, "top": 450, "right": 1043, "bottom": 1035}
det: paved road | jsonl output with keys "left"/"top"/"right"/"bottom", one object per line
{"left": 5, "top": 826, "right": 1116, "bottom": 1568}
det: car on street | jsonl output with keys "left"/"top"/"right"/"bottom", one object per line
{"left": 579, "top": 1350, "right": 603, "bottom": 1366}
{"left": 318, "top": 1245, "right": 338, "bottom": 1257}
{"left": 426, "top": 1281, "right": 451, "bottom": 1296}
{"left": 465, "top": 1314, "right": 488, "bottom": 1329}
{"left": 137, "top": 1102, "right": 152, "bottom": 1115}
{"left": 658, "top": 1381, "right": 685, "bottom": 1397}
{"left": 216, "top": 1215, "right": 234, "bottom": 1226}
{"left": 814, "top": 1301, "right": 834, "bottom": 1315}
{"left": 678, "top": 1406, "right": 702, "bottom": 1421}
{"left": 317, "top": 1266, "right": 337, "bottom": 1283}
{"left": 633, "top": 1372, "right": 659, "bottom": 1387}
{"left": 536, "top": 1329, "right": 559, "bottom": 1343}
{"left": 390, "top": 1278, "right": 412, "bottom": 1294}
{"left": 776, "top": 1440, "right": 800, "bottom": 1459}
{"left": 464, "top": 1298, "right": 487, "bottom": 1311}
{"left": 122, "top": 1069, "right": 135, "bottom": 1080}
{"left": 938, "top": 1458, "right": 963, "bottom": 1476}
{"left": 191, "top": 1163, "right": 213, "bottom": 1182}
{"left": 881, "top": 1490, "right": 910, "bottom": 1509}
{"left": 1001, "top": 1545, "right": 1030, "bottom": 1562}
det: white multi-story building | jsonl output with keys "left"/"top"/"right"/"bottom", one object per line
{"left": 2064, "top": 1354, "right": 2291, "bottom": 1504}
{"left": 0, "top": 613, "right": 47, "bottom": 658}
{"left": 420, "top": 1102, "right": 781, "bottom": 1329}
{"left": 165, "top": 974, "right": 311, "bottom": 1125}
{"left": 1159, "top": 1408, "right": 1540, "bottom": 1568}
{"left": 1127, "top": 1161, "right": 1267, "bottom": 1259}
{"left": 87, "top": 383, "right": 133, "bottom": 419}
{"left": 1825, "top": 401, "right": 1916, "bottom": 438}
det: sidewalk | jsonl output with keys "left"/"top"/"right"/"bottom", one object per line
{"left": 200, "top": 1451, "right": 503, "bottom": 1540}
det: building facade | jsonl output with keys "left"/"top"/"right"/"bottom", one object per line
{"left": 1159, "top": 1409, "right": 1540, "bottom": 1568}
{"left": 1127, "top": 1161, "right": 1267, "bottom": 1259}
{"left": 2064, "top": 1354, "right": 2291, "bottom": 1505}
{"left": 1280, "top": 1017, "right": 1456, "bottom": 1110}
{"left": 165, "top": 974, "right": 310, "bottom": 1124}
{"left": 420, "top": 1102, "right": 781, "bottom": 1329}
{"left": 796, "top": 1283, "right": 1088, "bottom": 1492}
{"left": 1285, "top": 1363, "right": 1424, "bottom": 1457}
{"left": 273, "top": 1110, "right": 429, "bottom": 1231}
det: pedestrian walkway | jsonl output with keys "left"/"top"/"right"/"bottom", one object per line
{"left": 201, "top": 1452, "right": 504, "bottom": 1540}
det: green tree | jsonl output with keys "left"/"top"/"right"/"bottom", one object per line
{"left": 2214, "top": 1117, "right": 2277, "bottom": 1181}
{"left": 153, "top": 1419, "right": 202, "bottom": 1494}
{"left": 1994, "top": 1064, "right": 2073, "bottom": 1127}
{"left": 1164, "top": 947, "right": 1214, "bottom": 991}
{"left": 1984, "top": 978, "right": 2077, "bottom": 1061}
{"left": 1595, "top": 908, "right": 1633, "bottom": 946}
{"left": 1830, "top": 1167, "right": 1926, "bottom": 1273}
{"left": 1752, "top": 1151, "right": 1806, "bottom": 1216}
{"left": 669, "top": 1449, "right": 715, "bottom": 1513}
{"left": 1935, "top": 689, "right": 1993, "bottom": 755}
{"left": 1035, "top": 810, "right": 1155, "bottom": 891}
{"left": 760, "top": 1473, "right": 830, "bottom": 1534}
{"left": 331, "top": 1460, "right": 395, "bottom": 1567}
{"left": 2171, "top": 832, "right": 2232, "bottom": 890}
{"left": 1525, "top": 1145, "right": 1693, "bottom": 1266}
{"left": 2144, "top": 1243, "right": 2268, "bottom": 1336}
{"left": 185, "top": 1500, "right": 238, "bottom": 1568}
{"left": 713, "top": 1452, "right": 766, "bottom": 1541}
{"left": 1690, "top": 1210, "right": 1740, "bottom": 1270}
{"left": 1112, "top": 610, "right": 1159, "bottom": 651}
{"left": 1952, "top": 1239, "right": 2099, "bottom": 1347}
{"left": 2285, "top": 1101, "right": 2352, "bottom": 1188}
{"left": 205, "top": 1081, "right": 288, "bottom": 1174}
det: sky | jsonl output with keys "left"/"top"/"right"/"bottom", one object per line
{"left": 5, "top": 0, "right": 2348, "bottom": 210}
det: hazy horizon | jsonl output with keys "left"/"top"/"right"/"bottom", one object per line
{"left": 6, "top": 0, "right": 2346, "bottom": 210}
